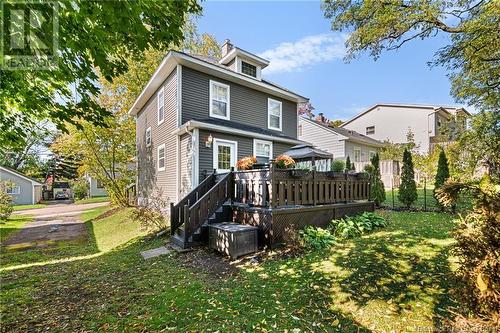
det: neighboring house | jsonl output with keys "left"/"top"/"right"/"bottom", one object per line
{"left": 86, "top": 174, "right": 108, "bottom": 197}
{"left": 129, "top": 40, "right": 307, "bottom": 204}
{"left": 298, "top": 116, "right": 384, "bottom": 163}
{"left": 0, "top": 166, "right": 43, "bottom": 205}
{"left": 341, "top": 103, "right": 470, "bottom": 155}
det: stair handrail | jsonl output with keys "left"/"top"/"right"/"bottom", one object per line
{"left": 170, "top": 171, "right": 216, "bottom": 235}
{"left": 183, "top": 171, "right": 233, "bottom": 240}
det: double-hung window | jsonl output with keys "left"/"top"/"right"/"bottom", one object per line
{"left": 268, "top": 98, "right": 282, "bottom": 131}
{"left": 157, "top": 144, "right": 165, "bottom": 171}
{"left": 145, "top": 127, "right": 152, "bottom": 147}
{"left": 5, "top": 185, "right": 20, "bottom": 195}
{"left": 157, "top": 87, "right": 164, "bottom": 125}
{"left": 209, "top": 80, "right": 230, "bottom": 120}
{"left": 253, "top": 139, "right": 273, "bottom": 163}
{"left": 354, "top": 147, "right": 361, "bottom": 162}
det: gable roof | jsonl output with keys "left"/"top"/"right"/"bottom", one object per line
{"left": 341, "top": 103, "right": 470, "bottom": 127}
{"left": 0, "top": 166, "right": 43, "bottom": 185}
{"left": 301, "top": 117, "right": 384, "bottom": 147}
{"left": 129, "top": 50, "right": 308, "bottom": 116}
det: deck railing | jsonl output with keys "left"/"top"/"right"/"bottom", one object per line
{"left": 170, "top": 171, "right": 216, "bottom": 235}
{"left": 234, "top": 165, "right": 371, "bottom": 208}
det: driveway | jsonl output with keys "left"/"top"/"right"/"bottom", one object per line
{"left": 5, "top": 202, "right": 109, "bottom": 249}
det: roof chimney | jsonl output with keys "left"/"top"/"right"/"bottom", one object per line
{"left": 221, "top": 39, "right": 233, "bottom": 58}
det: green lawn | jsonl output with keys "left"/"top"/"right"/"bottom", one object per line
{"left": 12, "top": 203, "right": 48, "bottom": 211}
{"left": 384, "top": 187, "right": 471, "bottom": 211}
{"left": 75, "top": 196, "right": 110, "bottom": 205}
{"left": 0, "top": 210, "right": 459, "bottom": 332}
{"left": 0, "top": 214, "right": 33, "bottom": 243}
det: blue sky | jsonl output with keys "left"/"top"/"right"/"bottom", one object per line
{"left": 196, "top": 1, "right": 463, "bottom": 121}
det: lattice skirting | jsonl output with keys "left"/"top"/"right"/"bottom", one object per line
{"left": 233, "top": 201, "right": 375, "bottom": 247}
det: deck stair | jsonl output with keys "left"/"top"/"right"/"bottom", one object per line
{"left": 170, "top": 171, "right": 234, "bottom": 249}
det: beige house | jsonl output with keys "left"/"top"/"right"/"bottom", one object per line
{"left": 341, "top": 103, "right": 470, "bottom": 154}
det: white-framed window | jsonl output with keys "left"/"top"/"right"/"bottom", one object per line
{"left": 209, "top": 80, "right": 230, "bottom": 120}
{"left": 5, "top": 185, "right": 20, "bottom": 195}
{"left": 241, "top": 61, "right": 257, "bottom": 78}
{"left": 366, "top": 126, "right": 375, "bottom": 135}
{"left": 253, "top": 139, "right": 273, "bottom": 163}
{"left": 354, "top": 147, "right": 361, "bottom": 162}
{"left": 145, "top": 127, "right": 152, "bottom": 147}
{"left": 157, "top": 87, "right": 165, "bottom": 125}
{"left": 157, "top": 144, "right": 165, "bottom": 171}
{"left": 268, "top": 98, "right": 282, "bottom": 131}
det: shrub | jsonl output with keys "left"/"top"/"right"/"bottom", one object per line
{"left": 0, "top": 182, "right": 13, "bottom": 221}
{"left": 436, "top": 176, "right": 499, "bottom": 322}
{"left": 331, "top": 160, "right": 345, "bottom": 172}
{"left": 434, "top": 149, "right": 450, "bottom": 208}
{"left": 275, "top": 155, "right": 295, "bottom": 169}
{"left": 70, "top": 178, "right": 89, "bottom": 200}
{"left": 299, "top": 226, "right": 336, "bottom": 250}
{"left": 369, "top": 153, "right": 386, "bottom": 207}
{"left": 130, "top": 189, "right": 169, "bottom": 232}
{"left": 331, "top": 212, "right": 387, "bottom": 238}
{"left": 345, "top": 156, "right": 353, "bottom": 172}
{"left": 398, "top": 149, "right": 417, "bottom": 207}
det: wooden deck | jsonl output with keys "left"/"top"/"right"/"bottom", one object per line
{"left": 170, "top": 165, "right": 374, "bottom": 248}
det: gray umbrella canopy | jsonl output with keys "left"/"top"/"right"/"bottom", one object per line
{"left": 283, "top": 144, "right": 333, "bottom": 160}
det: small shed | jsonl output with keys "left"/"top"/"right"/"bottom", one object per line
{"left": 283, "top": 144, "right": 333, "bottom": 171}
{"left": 0, "top": 166, "right": 43, "bottom": 205}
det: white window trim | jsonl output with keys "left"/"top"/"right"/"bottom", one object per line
{"left": 354, "top": 147, "right": 361, "bottom": 162}
{"left": 213, "top": 138, "right": 238, "bottom": 173}
{"left": 6, "top": 185, "right": 20, "bottom": 195}
{"left": 157, "top": 144, "right": 166, "bottom": 171}
{"left": 157, "top": 87, "right": 165, "bottom": 125}
{"left": 145, "top": 127, "right": 152, "bottom": 147}
{"left": 366, "top": 126, "right": 375, "bottom": 135}
{"left": 209, "top": 80, "right": 230, "bottom": 120}
{"left": 267, "top": 98, "right": 282, "bottom": 132}
{"left": 253, "top": 139, "right": 273, "bottom": 159}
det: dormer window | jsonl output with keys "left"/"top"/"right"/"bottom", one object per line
{"left": 241, "top": 61, "right": 257, "bottom": 78}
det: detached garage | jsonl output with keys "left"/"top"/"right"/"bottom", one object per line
{"left": 0, "top": 166, "right": 43, "bottom": 205}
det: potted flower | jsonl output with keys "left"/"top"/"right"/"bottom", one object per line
{"left": 327, "top": 160, "right": 347, "bottom": 178}
{"left": 236, "top": 156, "right": 257, "bottom": 170}
{"left": 275, "top": 155, "right": 295, "bottom": 169}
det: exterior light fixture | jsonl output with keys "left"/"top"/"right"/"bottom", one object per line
{"left": 205, "top": 134, "right": 213, "bottom": 148}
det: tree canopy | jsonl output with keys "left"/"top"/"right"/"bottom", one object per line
{"left": 0, "top": 1, "right": 201, "bottom": 146}
{"left": 322, "top": 0, "right": 500, "bottom": 111}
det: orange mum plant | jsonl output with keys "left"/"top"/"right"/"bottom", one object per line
{"left": 275, "top": 155, "right": 295, "bottom": 169}
{"left": 236, "top": 156, "right": 257, "bottom": 170}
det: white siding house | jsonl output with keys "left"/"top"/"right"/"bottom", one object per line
{"left": 341, "top": 103, "right": 470, "bottom": 155}
{"left": 298, "top": 117, "right": 384, "bottom": 163}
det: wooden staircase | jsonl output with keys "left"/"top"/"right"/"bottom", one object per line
{"left": 170, "top": 171, "right": 234, "bottom": 249}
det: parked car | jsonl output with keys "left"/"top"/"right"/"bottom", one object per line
{"left": 52, "top": 182, "right": 73, "bottom": 200}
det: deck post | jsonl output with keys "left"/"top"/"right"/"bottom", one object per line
{"left": 269, "top": 161, "right": 276, "bottom": 208}
{"left": 183, "top": 204, "right": 189, "bottom": 243}
{"left": 313, "top": 169, "right": 317, "bottom": 206}
{"left": 170, "top": 202, "right": 175, "bottom": 235}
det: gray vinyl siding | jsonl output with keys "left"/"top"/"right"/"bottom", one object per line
{"left": 136, "top": 69, "right": 178, "bottom": 204}
{"left": 0, "top": 170, "right": 34, "bottom": 205}
{"left": 179, "top": 132, "right": 192, "bottom": 197}
{"left": 181, "top": 67, "right": 298, "bottom": 138}
{"left": 227, "top": 59, "right": 236, "bottom": 71}
{"left": 298, "top": 118, "right": 345, "bottom": 158}
{"left": 197, "top": 130, "right": 295, "bottom": 181}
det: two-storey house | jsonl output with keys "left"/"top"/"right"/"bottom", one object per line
{"left": 341, "top": 103, "right": 470, "bottom": 155}
{"left": 129, "top": 40, "right": 308, "bottom": 206}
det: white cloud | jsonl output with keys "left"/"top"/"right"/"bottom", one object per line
{"left": 259, "top": 33, "right": 347, "bottom": 74}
